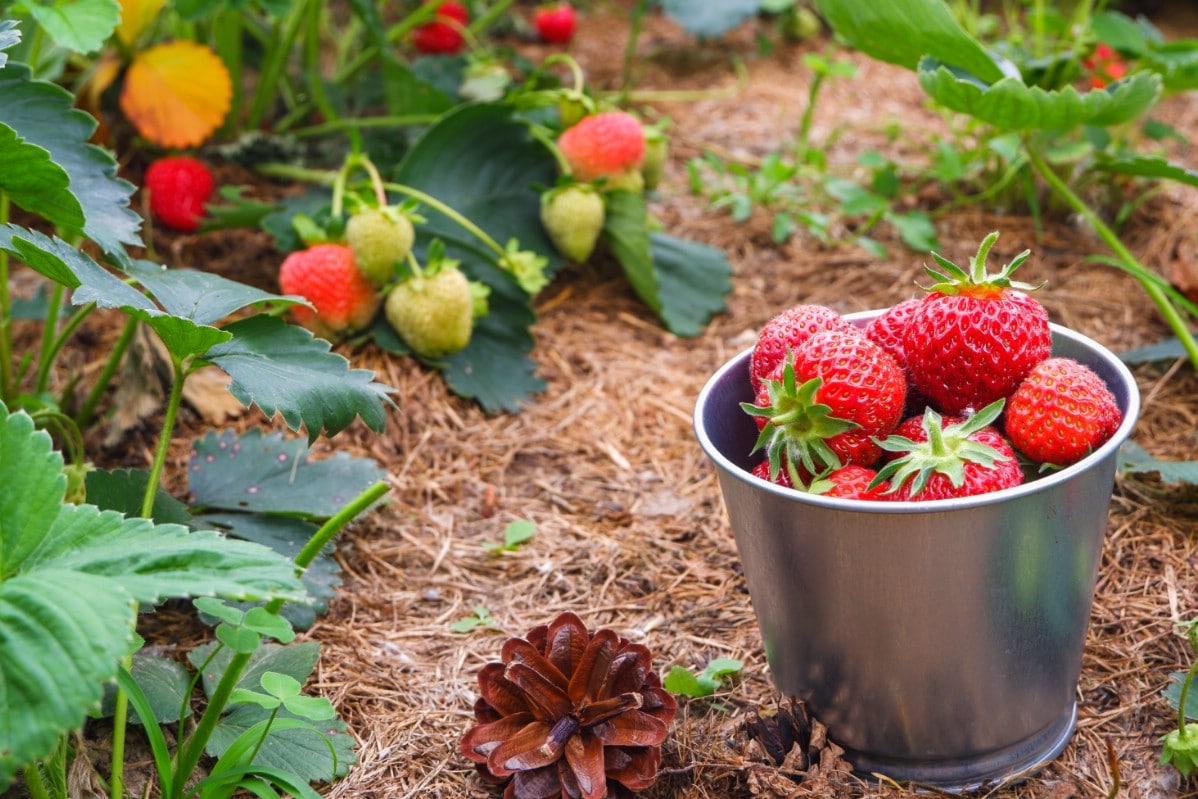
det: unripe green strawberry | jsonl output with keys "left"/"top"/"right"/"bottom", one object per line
{"left": 384, "top": 265, "right": 475, "bottom": 358}
{"left": 540, "top": 183, "right": 605, "bottom": 263}
{"left": 63, "top": 461, "right": 94, "bottom": 505}
{"left": 641, "top": 127, "right": 668, "bottom": 190}
{"left": 345, "top": 206, "right": 415, "bottom": 285}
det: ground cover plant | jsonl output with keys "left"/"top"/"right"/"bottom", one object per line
{"left": 1, "top": 1, "right": 1198, "bottom": 798}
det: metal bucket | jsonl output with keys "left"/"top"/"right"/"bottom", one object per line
{"left": 693, "top": 312, "right": 1140, "bottom": 791}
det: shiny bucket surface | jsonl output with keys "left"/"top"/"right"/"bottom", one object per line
{"left": 693, "top": 314, "right": 1141, "bottom": 791}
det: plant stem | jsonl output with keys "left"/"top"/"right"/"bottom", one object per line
{"left": 246, "top": 3, "right": 308, "bottom": 131}
{"left": 39, "top": 301, "right": 96, "bottom": 397}
{"left": 0, "top": 192, "right": 11, "bottom": 400}
{"left": 75, "top": 316, "right": 137, "bottom": 429}
{"left": 1177, "top": 657, "right": 1198, "bottom": 736}
{"left": 619, "top": 0, "right": 649, "bottom": 103}
{"left": 141, "top": 356, "right": 188, "bottom": 519}
{"left": 381, "top": 182, "right": 506, "bottom": 257}
{"left": 21, "top": 766, "right": 51, "bottom": 799}
{"left": 292, "top": 480, "right": 391, "bottom": 572}
{"left": 1024, "top": 142, "right": 1198, "bottom": 369}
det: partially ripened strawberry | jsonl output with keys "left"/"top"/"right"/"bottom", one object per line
{"left": 557, "top": 111, "right": 646, "bottom": 189}
{"left": 533, "top": 2, "right": 576, "bottom": 44}
{"left": 345, "top": 206, "right": 415, "bottom": 285}
{"left": 743, "top": 328, "right": 906, "bottom": 476}
{"left": 809, "top": 464, "right": 889, "bottom": 500}
{"left": 539, "top": 182, "right": 605, "bottom": 262}
{"left": 144, "top": 156, "right": 214, "bottom": 233}
{"left": 279, "top": 243, "right": 381, "bottom": 340}
{"left": 903, "top": 231, "right": 1051, "bottom": 416}
{"left": 873, "top": 401, "right": 1024, "bottom": 501}
{"left": 749, "top": 303, "right": 858, "bottom": 392}
{"left": 412, "top": 0, "right": 470, "bottom": 55}
{"left": 1004, "top": 357, "right": 1122, "bottom": 467}
{"left": 384, "top": 261, "right": 475, "bottom": 358}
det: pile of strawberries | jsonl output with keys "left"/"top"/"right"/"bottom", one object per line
{"left": 742, "top": 232, "right": 1124, "bottom": 502}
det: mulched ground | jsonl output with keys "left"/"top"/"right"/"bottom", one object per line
{"left": 19, "top": 2, "right": 1198, "bottom": 798}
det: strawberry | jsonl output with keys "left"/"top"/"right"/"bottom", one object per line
{"left": 902, "top": 231, "right": 1051, "bottom": 416}
{"left": 752, "top": 458, "right": 794, "bottom": 488}
{"left": 863, "top": 297, "right": 921, "bottom": 374}
{"left": 384, "top": 261, "right": 475, "bottom": 358}
{"left": 641, "top": 125, "right": 668, "bottom": 190}
{"left": 411, "top": 0, "right": 470, "bottom": 55}
{"left": 749, "top": 303, "right": 858, "bottom": 392}
{"left": 539, "top": 182, "right": 605, "bottom": 263}
{"left": 279, "top": 244, "right": 382, "bottom": 340}
{"left": 873, "top": 401, "right": 1024, "bottom": 501}
{"left": 557, "top": 111, "right": 646, "bottom": 189}
{"left": 345, "top": 206, "right": 416, "bottom": 285}
{"left": 1004, "top": 357, "right": 1122, "bottom": 467}
{"left": 533, "top": 2, "right": 576, "bottom": 44}
{"left": 144, "top": 156, "right": 214, "bottom": 233}
{"left": 743, "top": 328, "right": 906, "bottom": 475}
{"left": 1083, "top": 43, "right": 1128, "bottom": 89}
{"left": 809, "top": 464, "right": 889, "bottom": 500}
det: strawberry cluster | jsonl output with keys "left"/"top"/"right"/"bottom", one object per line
{"left": 742, "top": 232, "right": 1123, "bottom": 502}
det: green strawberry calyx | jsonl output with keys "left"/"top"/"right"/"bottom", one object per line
{"left": 498, "top": 237, "right": 550, "bottom": 295}
{"left": 1162, "top": 723, "right": 1198, "bottom": 777}
{"left": 870, "top": 400, "right": 1008, "bottom": 497}
{"left": 740, "top": 360, "right": 860, "bottom": 479}
{"left": 921, "top": 230, "right": 1042, "bottom": 296}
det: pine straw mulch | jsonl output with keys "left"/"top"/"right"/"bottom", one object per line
{"left": 30, "top": 3, "right": 1198, "bottom": 798}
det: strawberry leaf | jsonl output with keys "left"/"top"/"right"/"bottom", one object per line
{"left": 203, "top": 315, "right": 393, "bottom": 441}
{"left": 26, "top": 0, "right": 120, "bottom": 55}
{"left": 0, "top": 63, "right": 142, "bottom": 261}
{"left": 0, "top": 20, "right": 19, "bottom": 64}
{"left": 0, "top": 122, "right": 85, "bottom": 231}
{"left": 659, "top": 0, "right": 759, "bottom": 37}
{"left": 1117, "top": 440, "right": 1198, "bottom": 485}
{"left": 918, "top": 61, "right": 1161, "bottom": 130}
{"left": 1093, "top": 154, "right": 1198, "bottom": 188}
{"left": 126, "top": 259, "right": 306, "bottom": 325}
{"left": 649, "top": 231, "right": 732, "bottom": 337}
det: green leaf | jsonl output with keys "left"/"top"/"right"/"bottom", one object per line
{"left": 0, "top": 122, "right": 84, "bottom": 231}
{"left": 0, "top": 20, "right": 19, "bottom": 65}
{"left": 1093, "top": 154, "right": 1198, "bottom": 188}
{"left": 389, "top": 103, "right": 558, "bottom": 413}
{"left": 0, "top": 63, "right": 141, "bottom": 260}
{"left": 1165, "top": 672, "right": 1198, "bottom": 721}
{"left": 603, "top": 190, "right": 658, "bottom": 313}
{"left": 885, "top": 209, "right": 939, "bottom": 252}
{"left": 206, "top": 704, "right": 356, "bottom": 780}
{"left": 663, "top": 665, "right": 714, "bottom": 698}
{"left": 229, "top": 688, "right": 282, "bottom": 710}
{"left": 126, "top": 260, "right": 305, "bottom": 325}
{"left": 1144, "top": 40, "right": 1198, "bottom": 92}
{"left": 99, "top": 652, "right": 192, "bottom": 724}
{"left": 812, "top": 0, "right": 1005, "bottom": 83}
{"left": 659, "top": 0, "right": 760, "bottom": 36}
{"left": 26, "top": 0, "right": 120, "bottom": 55}
{"left": 85, "top": 468, "right": 193, "bottom": 525}
{"left": 188, "top": 428, "right": 388, "bottom": 517}
{"left": 1117, "top": 440, "right": 1198, "bottom": 485}
{"left": 918, "top": 62, "right": 1161, "bottom": 130}
{"left": 0, "top": 226, "right": 154, "bottom": 312}
{"left": 1120, "top": 337, "right": 1187, "bottom": 363}
{"left": 648, "top": 232, "right": 733, "bottom": 337}
{"left": 0, "top": 402, "right": 67, "bottom": 577}
{"left": 190, "top": 640, "right": 320, "bottom": 698}
{"left": 0, "top": 570, "right": 136, "bottom": 791}
{"left": 204, "top": 315, "right": 393, "bottom": 442}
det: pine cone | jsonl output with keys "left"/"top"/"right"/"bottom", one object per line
{"left": 460, "top": 611, "right": 678, "bottom": 798}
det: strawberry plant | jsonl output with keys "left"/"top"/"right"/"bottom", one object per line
{"left": 814, "top": 0, "right": 1198, "bottom": 371}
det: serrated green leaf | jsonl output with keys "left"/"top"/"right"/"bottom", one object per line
{"left": 1144, "top": 40, "right": 1198, "bottom": 92}
{"left": 0, "top": 570, "right": 136, "bottom": 791}
{"left": 812, "top": 0, "right": 1005, "bottom": 83}
{"left": 0, "top": 63, "right": 141, "bottom": 259}
{"left": 1094, "top": 154, "right": 1198, "bottom": 188}
{"left": 0, "top": 122, "right": 84, "bottom": 231}
{"left": 84, "top": 468, "right": 193, "bottom": 525}
{"left": 99, "top": 652, "right": 192, "bottom": 724}
{"left": 659, "top": 0, "right": 760, "bottom": 36}
{"left": 648, "top": 232, "right": 732, "bottom": 337}
{"left": 126, "top": 259, "right": 305, "bottom": 325}
{"left": 1117, "top": 440, "right": 1198, "bottom": 485}
{"left": 0, "top": 20, "right": 19, "bottom": 65}
{"left": 188, "top": 428, "right": 387, "bottom": 518}
{"left": 26, "top": 0, "right": 120, "bottom": 55}
{"left": 603, "top": 190, "right": 658, "bottom": 313}
{"left": 0, "top": 226, "right": 154, "bottom": 312}
{"left": 204, "top": 315, "right": 392, "bottom": 442}
{"left": 0, "top": 402, "right": 66, "bottom": 577}
{"left": 918, "top": 62, "right": 1161, "bottom": 130}
{"left": 140, "top": 315, "right": 233, "bottom": 361}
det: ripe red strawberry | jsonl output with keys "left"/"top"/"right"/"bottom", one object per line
{"left": 749, "top": 303, "right": 858, "bottom": 392}
{"left": 1004, "top": 357, "right": 1122, "bottom": 467}
{"left": 873, "top": 401, "right": 1024, "bottom": 501}
{"left": 864, "top": 297, "right": 921, "bottom": 374}
{"left": 557, "top": 111, "right": 646, "bottom": 188}
{"left": 903, "top": 231, "right": 1051, "bottom": 416}
{"left": 809, "top": 465, "right": 889, "bottom": 500}
{"left": 278, "top": 243, "right": 381, "bottom": 340}
{"left": 752, "top": 458, "right": 794, "bottom": 488}
{"left": 533, "top": 2, "right": 576, "bottom": 44}
{"left": 1083, "top": 43, "right": 1128, "bottom": 89}
{"left": 743, "top": 328, "right": 906, "bottom": 475}
{"left": 411, "top": 0, "right": 470, "bottom": 55}
{"left": 144, "top": 156, "right": 214, "bottom": 233}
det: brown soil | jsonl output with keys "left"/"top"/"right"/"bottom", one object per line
{"left": 37, "top": 2, "right": 1198, "bottom": 798}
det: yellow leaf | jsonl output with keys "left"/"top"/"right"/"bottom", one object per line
{"left": 120, "top": 41, "right": 232, "bottom": 149}
{"left": 116, "top": 0, "right": 166, "bottom": 47}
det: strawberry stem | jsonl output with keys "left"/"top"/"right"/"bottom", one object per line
{"left": 381, "top": 181, "right": 506, "bottom": 258}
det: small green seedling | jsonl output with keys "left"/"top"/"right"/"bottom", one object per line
{"left": 451, "top": 605, "right": 500, "bottom": 633}
{"left": 663, "top": 657, "right": 744, "bottom": 698}
{"left": 483, "top": 519, "right": 536, "bottom": 553}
